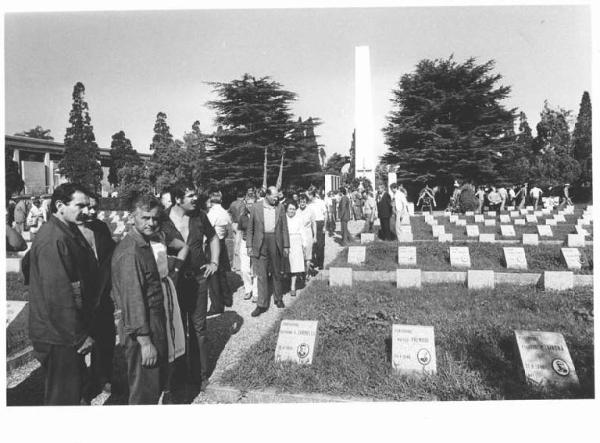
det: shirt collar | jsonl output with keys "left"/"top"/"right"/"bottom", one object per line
{"left": 128, "top": 227, "right": 152, "bottom": 248}
{"left": 49, "top": 214, "right": 79, "bottom": 239}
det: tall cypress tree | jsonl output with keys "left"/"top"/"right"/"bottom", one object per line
{"left": 572, "top": 91, "right": 592, "bottom": 184}
{"left": 108, "top": 130, "right": 142, "bottom": 187}
{"left": 59, "top": 82, "right": 103, "bottom": 192}
{"left": 381, "top": 56, "right": 516, "bottom": 188}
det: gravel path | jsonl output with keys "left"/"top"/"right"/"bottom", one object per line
{"left": 194, "top": 225, "right": 348, "bottom": 403}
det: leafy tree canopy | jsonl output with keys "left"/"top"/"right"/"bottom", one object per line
{"left": 108, "top": 130, "right": 142, "bottom": 187}
{"left": 15, "top": 126, "right": 54, "bottom": 140}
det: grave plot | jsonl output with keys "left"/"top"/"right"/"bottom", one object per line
{"left": 218, "top": 280, "right": 593, "bottom": 400}
{"left": 327, "top": 241, "right": 593, "bottom": 274}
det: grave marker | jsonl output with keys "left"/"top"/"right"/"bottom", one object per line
{"left": 514, "top": 219, "right": 526, "bottom": 226}
{"left": 515, "top": 330, "right": 579, "bottom": 389}
{"left": 503, "top": 247, "right": 527, "bottom": 270}
{"left": 507, "top": 206, "right": 515, "bottom": 211}
{"left": 329, "top": 267, "right": 353, "bottom": 286}
{"left": 467, "top": 270, "right": 494, "bottom": 289}
{"left": 526, "top": 214, "right": 537, "bottom": 224}
{"left": 543, "top": 271, "right": 574, "bottom": 291}
{"left": 575, "top": 226, "right": 589, "bottom": 237}
{"left": 500, "top": 225, "right": 516, "bottom": 237}
{"left": 449, "top": 215, "right": 458, "bottom": 223}
{"left": 519, "top": 209, "right": 528, "bottom": 215}
{"left": 275, "top": 320, "right": 318, "bottom": 365}
{"left": 542, "top": 208, "right": 552, "bottom": 215}
{"left": 479, "top": 233, "right": 495, "bottom": 243}
{"left": 561, "top": 248, "right": 581, "bottom": 270}
{"left": 545, "top": 218, "right": 557, "bottom": 226}
{"left": 554, "top": 214, "right": 566, "bottom": 223}
{"left": 474, "top": 214, "right": 484, "bottom": 223}
{"left": 533, "top": 211, "right": 543, "bottom": 217}
{"left": 450, "top": 246, "right": 471, "bottom": 268}
{"left": 397, "top": 246, "right": 417, "bottom": 266}
{"left": 465, "top": 211, "right": 475, "bottom": 216}
{"left": 466, "top": 225, "right": 479, "bottom": 237}
{"left": 522, "top": 234, "right": 539, "bottom": 245}
{"left": 537, "top": 225, "right": 553, "bottom": 237}
{"left": 456, "top": 219, "right": 467, "bottom": 226}
{"left": 391, "top": 324, "right": 437, "bottom": 375}
{"left": 525, "top": 206, "right": 534, "bottom": 211}
{"left": 510, "top": 211, "right": 520, "bottom": 218}
{"left": 397, "top": 232, "right": 414, "bottom": 243}
{"left": 500, "top": 215, "right": 511, "bottom": 223}
{"left": 437, "top": 233, "right": 453, "bottom": 243}
{"left": 396, "top": 269, "right": 422, "bottom": 288}
{"left": 432, "top": 225, "right": 445, "bottom": 238}
{"left": 486, "top": 211, "right": 496, "bottom": 217}
{"left": 484, "top": 219, "right": 496, "bottom": 227}
{"left": 360, "top": 233, "right": 375, "bottom": 244}
{"left": 567, "top": 234, "right": 585, "bottom": 248}
{"left": 347, "top": 246, "right": 366, "bottom": 264}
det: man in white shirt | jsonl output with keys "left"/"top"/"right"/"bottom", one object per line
{"left": 207, "top": 190, "right": 233, "bottom": 313}
{"left": 308, "top": 190, "right": 327, "bottom": 269}
{"left": 27, "top": 198, "right": 45, "bottom": 235}
{"left": 497, "top": 186, "right": 508, "bottom": 212}
{"left": 529, "top": 185, "right": 543, "bottom": 210}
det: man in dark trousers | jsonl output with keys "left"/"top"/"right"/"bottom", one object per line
{"left": 161, "top": 185, "right": 219, "bottom": 391}
{"left": 337, "top": 187, "right": 352, "bottom": 245}
{"left": 27, "top": 183, "right": 98, "bottom": 405}
{"left": 246, "top": 186, "right": 290, "bottom": 317}
{"left": 111, "top": 194, "right": 167, "bottom": 405}
{"left": 376, "top": 183, "right": 393, "bottom": 241}
{"left": 76, "top": 194, "right": 116, "bottom": 397}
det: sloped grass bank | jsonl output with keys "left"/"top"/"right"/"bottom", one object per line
{"left": 219, "top": 280, "right": 594, "bottom": 400}
{"left": 327, "top": 242, "right": 593, "bottom": 274}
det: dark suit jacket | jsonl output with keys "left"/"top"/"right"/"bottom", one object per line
{"left": 338, "top": 195, "right": 351, "bottom": 222}
{"left": 87, "top": 219, "right": 116, "bottom": 320}
{"left": 377, "top": 191, "right": 393, "bottom": 218}
{"left": 246, "top": 201, "right": 289, "bottom": 258}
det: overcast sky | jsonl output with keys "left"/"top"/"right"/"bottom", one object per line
{"left": 4, "top": 4, "right": 591, "bottom": 162}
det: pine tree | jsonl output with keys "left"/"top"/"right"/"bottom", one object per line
{"left": 572, "top": 91, "right": 592, "bottom": 184}
{"left": 381, "top": 56, "right": 516, "bottom": 189}
{"left": 58, "top": 82, "right": 103, "bottom": 192}
{"left": 324, "top": 153, "right": 351, "bottom": 175}
{"left": 108, "top": 131, "right": 142, "bottom": 187}
{"left": 206, "top": 74, "right": 317, "bottom": 196}
{"left": 183, "top": 120, "right": 209, "bottom": 192}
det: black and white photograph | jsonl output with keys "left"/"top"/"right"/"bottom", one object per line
{"left": 2, "top": 0, "right": 597, "bottom": 440}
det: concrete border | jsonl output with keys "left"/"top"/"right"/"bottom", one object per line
{"left": 7, "top": 346, "right": 35, "bottom": 373}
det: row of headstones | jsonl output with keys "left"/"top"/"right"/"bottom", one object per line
{"left": 330, "top": 267, "right": 582, "bottom": 291}
{"left": 275, "top": 319, "right": 579, "bottom": 390}
{"left": 348, "top": 245, "right": 584, "bottom": 270}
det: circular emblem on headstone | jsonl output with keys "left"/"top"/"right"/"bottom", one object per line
{"left": 297, "top": 343, "right": 310, "bottom": 359}
{"left": 552, "top": 359, "right": 570, "bottom": 376}
{"left": 417, "top": 349, "right": 431, "bottom": 366}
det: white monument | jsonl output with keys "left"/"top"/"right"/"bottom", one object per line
{"left": 354, "top": 46, "right": 376, "bottom": 187}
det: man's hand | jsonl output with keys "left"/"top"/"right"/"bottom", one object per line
{"left": 283, "top": 248, "right": 289, "bottom": 258}
{"left": 200, "top": 262, "right": 218, "bottom": 278}
{"left": 77, "top": 336, "right": 95, "bottom": 355}
{"left": 137, "top": 336, "right": 158, "bottom": 368}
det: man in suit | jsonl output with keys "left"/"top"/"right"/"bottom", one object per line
{"left": 246, "top": 186, "right": 289, "bottom": 317}
{"left": 337, "top": 187, "right": 352, "bottom": 245}
{"left": 376, "top": 184, "right": 393, "bottom": 240}
{"left": 76, "top": 194, "right": 116, "bottom": 397}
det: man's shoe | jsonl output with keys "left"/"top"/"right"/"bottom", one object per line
{"left": 207, "top": 308, "right": 224, "bottom": 317}
{"left": 224, "top": 300, "right": 233, "bottom": 308}
{"left": 200, "top": 379, "right": 210, "bottom": 392}
{"left": 243, "top": 292, "right": 252, "bottom": 300}
{"left": 275, "top": 300, "right": 285, "bottom": 309}
{"left": 251, "top": 307, "right": 267, "bottom": 317}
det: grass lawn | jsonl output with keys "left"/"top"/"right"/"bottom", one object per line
{"left": 6, "top": 272, "right": 28, "bottom": 301}
{"left": 327, "top": 241, "right": 593, "bottom": 274}
{"left": 219, "top": 280, "right": 594, "bottom": 400}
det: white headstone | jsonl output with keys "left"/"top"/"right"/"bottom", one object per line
{"left": 347, "top": 246, "right": 366, "bottom": 264}
{"left": 479, "top": 233, "right": 495, "bottom": 243}
{"left": 510, "top": 211, "right": 520, "bottom": 218}
{"left": 465, "top": 211, "right": 475, "bottom": 216}
{"left": 526, "top": 206, "right": 534, "bottom": 211}
{"left": 537, "top": 225, "right": 553, "bottom": 237}
{"left": 396, "top": 269, "right": 422, "bottom": 288}
{"left": 554, "top": 214, "right": 566, "bottom": 223}
{"left": 468, "top": 270, "right": 495, "bottom": 289}
{"left": 484, "top": 219, "right": 496, "bottom": 227}
{"left": 450, "top": 246, "right": 471, "bottom": 268}
{"left": 360, "top": 233, "right": 375, "bottom": 244}
{"left": 398, "top": 225, "right": 412, "bottom": 234}
{"left": 500, "top": 215, "right": 511, "bottom": 223}
{"left": 561, "top": 248, "right": 582, "bottom": 270}
{"left": 275, "top": 320, "right": 318, "bottom": 365}
{"left": 543, "top": 271, "right": 574, "bottom": 291}
{"left": 520, "top": 209, "right": 529, "bottom": 215}
{"left": 503, "top": 247, "right": 527, "bottom": 270}
{"left": 500, "top": 225, "right": 516, "bottom": 237}
{"left": 456, "top": 219, "right": 467, "bottom": 226}
{"left": 486, "top": 211, "right": 496, "bottom": 217}
{"left": 466, "top": 225, "right": 480, "bottom": 237}
{"left": 533, "top": 210, "right": 543, "bottom": 217}
{"left": 391, "top": 325, "right": 437, "bottom": 375}
{"left": 514, "top": 219, "right": 526, "bottom": 226}
{"left": 432, "top": 225, "right": 445, "bottom": 238}
{"left": 397, "top": 246, "right": 417, "bottom": 266}
{"left": 575, "top": 226, "right": 589, "bottom": 237}
{"left": 567, "top": 234, "right": 585, "bottom": 248}
{"left": 522, "top": 234, "right": 539, "bottom": 245}
{"left": 515, "top": 330, "right": 579, "bottom": 389}
{"left": 6, "top": 301, "right": 28, "bottom": 326}
{"left": 542, "top": 208, "right": 552, "bottom": 215}
{"left": 449, "top": 215, "right": 459, "bottom": 223}
{"left": 507, "top": 206, "right": 515, "bottom": 211}
{"left": 526, "top": 214, "right": 537, "bottom": 224}
{"left": 545, "top": 218, "right": 557, "bottom": 226}
{"left": 474, "top": 214, "right": 484, "bottom": 223}
{"left": 397, "top": 232, "right": 414, "bottom": 243}
{"left": 329, "top": 267, "right": 353, "bottom": 286}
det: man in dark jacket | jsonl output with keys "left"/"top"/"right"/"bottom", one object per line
{"left": 27, "top": 183, "right": 98, "bottom": 405}
{"left": 77, "top": 194, "right": 116, "bottom": 397}
{"left": 376, "top": 184, "right": 393, "bottom": 240}
{"left": 337, "top": 187, "right": 352, "bottom": 245}
{"left": 246, "top": 186, "right": 289, "bottom": 317}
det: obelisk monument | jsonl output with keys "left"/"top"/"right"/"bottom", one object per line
{"left": 354, "top": 46, "right": 376, "bottom": 187}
